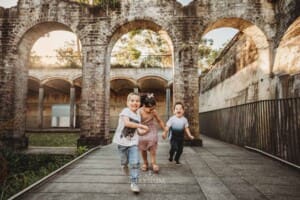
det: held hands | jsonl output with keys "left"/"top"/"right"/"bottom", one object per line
{"left": 189, "top": 135, "right": 194, "bottom": 140}
{"left": 162, "top": 131, "right": 167, "bottom": 140}
{"left": 137, "top": 124, "right": 149, "bottom": 136}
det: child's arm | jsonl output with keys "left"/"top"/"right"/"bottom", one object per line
{"left": 123, "top": 116, "right": 149, "bottom": 132}
{"left": 162, "top": 126, "right": 170, "bottom": 140}
{"left": 185, "top": 127, "right": 194, "bottom": 140}
{"left": 152, "top": 110, "right": 166, "bottom": 130}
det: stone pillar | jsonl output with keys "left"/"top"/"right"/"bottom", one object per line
{"left": 0, "top": 48, "right": 28, "bottom": 149}
{"left": 38, "top": 87, "right": 44, "bottom": 129}
{"left": 174, "top": 45, "right": 202, "bottom": 146}
{"left": 77, "top": 45, "right": 110, "bottom": 148}
{"left": 133, "top": 87, "right": 139, "bottom": 93}
{"left": 69, "top": 86, "right": 75, "bottom": 128}
{"left": 165, "top": 87, "right": 171, "bottom": 120}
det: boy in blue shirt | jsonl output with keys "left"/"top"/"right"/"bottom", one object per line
{"left": 162, "top": 102, "right": 194, "bottom": 164}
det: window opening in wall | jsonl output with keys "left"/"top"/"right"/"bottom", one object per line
{"left": 51, "top": 104, "right": 76, "bottom": 127}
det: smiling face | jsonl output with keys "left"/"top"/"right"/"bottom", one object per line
{"left": 174, "top": 103, "right": 184, "bottom": 117}
{"left": 127, "top": 93, "right": 141, "bottom": 113}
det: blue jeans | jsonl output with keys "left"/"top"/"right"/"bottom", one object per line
{"left": 118, "top": 145, "right": 140, "bottom": 184}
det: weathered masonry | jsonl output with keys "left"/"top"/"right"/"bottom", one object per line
{"left": 0, "top": 0, "right": 299, "bottom": 148}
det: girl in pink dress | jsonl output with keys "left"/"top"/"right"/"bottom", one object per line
{"left": 138, "top": 93, "right": 166, "bottom": 173}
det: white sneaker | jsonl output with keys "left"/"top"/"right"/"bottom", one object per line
{"left": 130, "top": 183, "right": 140, "bottom": 193}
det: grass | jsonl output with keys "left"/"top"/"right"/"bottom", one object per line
{"left": 26, "top": 133, "right": 79, "bottom": 147}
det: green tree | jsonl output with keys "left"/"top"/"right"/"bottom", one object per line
{"left": 55, "top": 40, "right": 82, "bottom": 68}
{"left": 111, "top": 29, "right": 172, "bottom": 68}
{"left": 198, "top": 38, "right": 223, "bottom": 73}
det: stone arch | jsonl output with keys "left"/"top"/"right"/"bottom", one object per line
{"left": 28, "top": 76, "right": 41, "bottom": 85}
{"left": 106, "top": 19, "right": 176, "bottom": 130}
{"left": 41, "top": 77, "right": 72, "bottom": 86}
{"left": 13, "top": 21, "right": 82, "bottom": 135}
{"left": 107, "top": 18, "right": 176, "bottom": 54}
{"left": 42, "top": 78, "right": 72, "bottom": 128}
{"left": 137, "top": 76, "right": 169, "bottom": 91}
{"left": 109, "top": 77, "right": 137, "bottom": 129}
{"left": 273, "top": 17, "right": 300, "bottom": 75}
{"left": 110, "top": 78, "right": 137, "bottom": 93}
{"left": 137, "top": 76, "right": 170, "bottom": 120}
{"left": 200, "top": 17, "right": 271, "bottom": 74}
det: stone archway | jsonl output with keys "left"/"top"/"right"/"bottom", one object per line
{"left": 201, "top": 18, "right": 270, "bottom": 74}
{"left": 13, "top": 22, "right": 81, "bottom": 146}
{"left": 106, "top": 19, "right": 175, "bottom": 136}
{"left": 110, "top": 78, "right": 137, "bottom": 130}
{"left": 199, "top": 17, "right": 272, "bottom": 111}
{"left": 138, "top": 76, "right": 170, "bottom": 121}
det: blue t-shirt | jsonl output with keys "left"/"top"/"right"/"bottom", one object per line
{"left": 166, "top": 115, "right": 189, "bottom": 140}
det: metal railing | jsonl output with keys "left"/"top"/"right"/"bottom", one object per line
{"left": 199, "top": 98, "right": 300, "bottom": 166}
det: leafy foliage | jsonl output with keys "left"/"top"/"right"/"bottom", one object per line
{"left": 0, "top": 150, "right": 74, "bottom": 200}
{"left": 55, "top": 40, "right": 82, "bottom": 68}
{"left": 198, "top": 38, "right": 223, "bottom": 74}
{"left": 76, "top": 146, "right": 88, "bottom": 156}
{"left": 111, "top": 29, "right": 172, "bottom": 68}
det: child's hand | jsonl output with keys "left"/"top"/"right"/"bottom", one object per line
{"left": 189, "top": 135, "right": 194, "bottom": 140}
{"left": 137, "top": 125, "right": 149, "bottom": 136}
{"left": 162, "top": 132, "right": 167, "bottom": 140}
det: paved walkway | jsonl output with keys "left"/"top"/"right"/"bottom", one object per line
{"left": 18, "top": 135, "right": 300, "bottom": 200}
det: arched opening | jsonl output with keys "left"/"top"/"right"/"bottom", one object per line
{"left": 273, "top": 17, "right": 300, "bottom": 98}
{"left": 110, "top": 78, "right": 137, "bottom": 130}
{"left": 199, "top": 18, "right": 270, "bottom": 111}
{"left": 42, "top": 79, "right": 72, "bottom": 128}
{"left": 107, "top": 20, "right": 174, "bottom": 131}
{"left": 138, "top": 76, "right": 171, "bottom": 121}
{"left": 16, "top": 22, "right": 82, "bottom": 136}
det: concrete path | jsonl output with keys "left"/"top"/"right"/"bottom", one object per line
{"left": 18, "top": 135, "right": 300, "bottom": 200}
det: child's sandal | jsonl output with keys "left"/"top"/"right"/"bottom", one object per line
{"left": 141, "top": 163, "right": 148, "bottom": 171}
{"left": 152, "top": 164, "right": 159, "bottom": 173}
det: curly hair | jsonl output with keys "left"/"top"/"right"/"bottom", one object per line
{"left": 140, "top": 93, "right": 156, "bottom": 107}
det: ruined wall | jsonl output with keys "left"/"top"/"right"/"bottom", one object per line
{"left": 1, "top": 0, "right": 299, "bottom": 147}
{"left": 200, "top": 32, "right": 262, "bottom": 111}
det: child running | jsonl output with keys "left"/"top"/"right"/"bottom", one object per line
{"left": 162, "top": 102, "right": 194, "bottom": 164}
{"left": 138, "top": 93, "right": 166, "bottom": 173}
{"left": 112, "top": 92, "right": 149, "bottom": 193}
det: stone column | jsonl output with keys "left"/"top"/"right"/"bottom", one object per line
{"left": 77, "top": 44, "right": 109, "bottom": 148}
{"left": 165, "top": 87, "right": 171, "bottom": 120}
{"left": 174, "top": 45, "right": 202, "bottom": 146}
{"left": 38, "top": 87, "right": 44, "bottom": 129}
{"left": 69, "top": 86, "right": 75, "bottom": 128}
{"left": 133, "top": 87, "right": 139, "bottom": 93}
{"left": 1, "top": 47, "right": 29, "bottom": 149}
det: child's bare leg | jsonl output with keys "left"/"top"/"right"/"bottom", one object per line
{"left": 141, "top": 150, "right": 148, "bottom": 171}
{"left": 150, "top": 148, "right": 159, "bottom": 172}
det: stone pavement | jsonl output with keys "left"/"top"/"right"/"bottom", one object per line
{"left": 18, "top": 135, "right": 300, "bottom": 200}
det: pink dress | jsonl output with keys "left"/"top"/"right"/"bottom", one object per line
{"left": 138, "top": 116, "right": 159, "bottom": 151}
